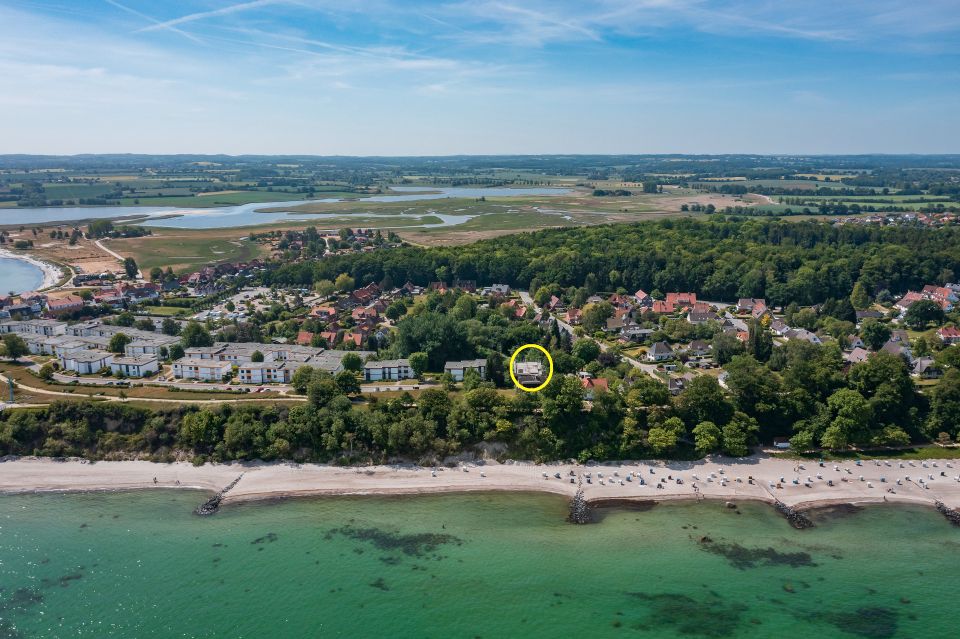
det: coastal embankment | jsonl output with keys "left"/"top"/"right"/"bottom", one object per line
{"left": 2, "top": 455, "right": 959, "bottom": 514}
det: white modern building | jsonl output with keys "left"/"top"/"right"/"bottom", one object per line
{"left": 60, "top": 350, "right": 114, "bottom": 374}
{"left": 110, "top": 355, "right": 159, "bottom": 378}
{"left": 172, "top": 358, "right": 232, "bottom": 381}
{"left": 363, "top": 359, "right": 412, "bottom": 382}
{"left": 444, "top": 359, "right": 487, "bottom": 381}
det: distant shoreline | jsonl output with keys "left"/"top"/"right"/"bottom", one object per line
{"left": 2, "top": 456, "right": 958, "bottom": 513}
{"left": 0, "top": 248, "right": 65, "bottom": 291}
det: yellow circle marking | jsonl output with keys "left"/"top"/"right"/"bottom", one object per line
{"left": 508, "top": 343, "right": 554, "bottom": 393}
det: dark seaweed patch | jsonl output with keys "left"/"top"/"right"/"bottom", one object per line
{"left": 251, "top": 533, "right": 278, "bottom": 545}
{"left": 0, "top": 620, "right": 24, "bottom": 639}
{"left": 626, "top": 592, "right": 747, "bottom": 637}
{"left": 0, "top": 588, "right": 43, "bottom": 613}
{"left": 822, "top": 607, "right": 899, "bottom": 639}
{"left": 698, "top": 540, "right": 816, "bottom": 570}
{"left": 808, "top": 504, "right": 865, "bottom": 522}
{"left": 370, "top": 577, "right": 389, "bottom": 591}
{"left": 58, "top": 573, "right": 83, "bottom": 588}
{"left": 327, "top": 525, "right": 461, "bottom": 558}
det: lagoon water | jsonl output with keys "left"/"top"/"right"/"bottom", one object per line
{"left": 0, "top": 187, "right": 570, "bottom": 231}
{"left": 1, "top": 491, "right": 957, "bottom": 638}
{"left": 0, "top": 257, "right": 44, "bottom": 295}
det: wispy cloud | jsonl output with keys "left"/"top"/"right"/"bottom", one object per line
{"left": 104, "top": 0, "right": 205, "bottom": 43}
{"left": 136, "top": 0, "right": 286, "bottom": 34}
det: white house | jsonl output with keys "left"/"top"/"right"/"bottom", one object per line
{"left": 646, "top": 341, "right": 674, "bottom": 362}
{"left": 364, "top": 359, "right": 412, "bottom": 382}
{"left": 786, "top": 329, "right": 822, "bottom": 345}
{"left": 444, "top": 359, "right": 486, "bottom": 381}
{"left": 0, "top": 319, "right": 67, "bottom": 336}
{"left": 110, "top": 355, "right": 159, "bottom": 378}
{"left": 124, "top": 336, "right": 179, "bottom": 357}
{"left": 237, "top": 361, "right": 285, "bottom": 384}
{"left": 172, "top": 358, "right": 232, "bottom": 381}
{"left": 513, "top": 360, "right": 545, "bottom": 386}
{"left": 60, "top": 350, "right": 113, "bottom": 375}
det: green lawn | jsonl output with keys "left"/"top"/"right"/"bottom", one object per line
{"left": 139, "top": 305, "right": 191, "bottom": 317}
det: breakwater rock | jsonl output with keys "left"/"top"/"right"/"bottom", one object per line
{"left": 773, "top": 500, "right": 814, "bottom": 529}
{"left": 195, "top": 474, "right": 244, "bottom": 516}
{"left": 934, "top": 501, "right": 960, "bottom": 526}
{"left": 568, "top": 483, "right": 593, "bottom": 524}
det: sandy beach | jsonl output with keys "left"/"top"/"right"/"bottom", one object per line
{"left": 3, "top": 455, "right": 960, "bottom": 512}
{"left": 0, "top": 247, "right": 65, "bottom": 290}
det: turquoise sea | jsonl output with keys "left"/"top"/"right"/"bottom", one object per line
{"left": 1, "top": 491, "right": 957, "bottom": 638}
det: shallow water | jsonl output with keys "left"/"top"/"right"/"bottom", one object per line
{"left": 0, "top": 491, "right": 955, "bottom": 638}
{"left": 0, "top": 257, "right": 44, "bottom": 295}
{"left": 2, "top": 187, "right": 570, "bottom": 230}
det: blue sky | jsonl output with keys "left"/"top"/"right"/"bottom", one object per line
{"left": 1, "top": 0, "right": 958, "bottom": 154}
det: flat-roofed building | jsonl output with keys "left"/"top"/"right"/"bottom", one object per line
{"left": 363, "top": 359, "right": 412, "bottom": 382}
{"left": 60, "top": 349, "right": 113, "bottom": 374}
{"left": 172, "top": 358, "right": 232, "bottom": 381}
{"left": 110, "top": 355, "right": 159, "bottom": 378}
{"left": 444, "top": 359, "right": 486, "bottom": 382}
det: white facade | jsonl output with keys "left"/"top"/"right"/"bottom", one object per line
{"left": 172, "top": 358, "right": 232, "bottom": 381}
{"left": 110, "top": 356, "right": 159, "bottom": 378}
{"left": 0, "top": 319, "right": 67, "bottom": 336}
{"left": 237, "top": 362, "right": 284, "bottom": 384}
{"left": 443, "top": 359, "right": 486, "bottom": 381}
{"left": 60, "top": 350, "right": 113, "bottom": 374}
{"left": 364, "top": 359, "right": 412, "bottom": 382}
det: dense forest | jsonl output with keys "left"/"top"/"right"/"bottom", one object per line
{"left": 264, "top": 219, "right": 960, "bottom": 307}
{"left": 2, "top": 347, "right": 958, "bottom": 463}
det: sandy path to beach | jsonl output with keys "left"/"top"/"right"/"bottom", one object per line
{"left": 3, "top": 455, "right": 960, "bottom": 511}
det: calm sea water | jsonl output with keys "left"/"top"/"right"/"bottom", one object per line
{"left": 0, "top": 257, "right": 44, "bottom": 295}
{"left": 1, "top": 187, "right": 571, "bottom": 230}
{"left": 1, "top": 491, "right": 954, "bottom": 638}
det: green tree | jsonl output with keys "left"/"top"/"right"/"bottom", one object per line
{"left": 571, "top": 340, "right": 600, "bottom": 364}
{"left": 334, "top": 273, "right": 355, "bottom": 292}
{"left": 149, "top": 266, "right": 163, "bottom": 281}
{"left": 581, "top": 302, "right": 614, "bottom": 333}
{"left": 395, "top": 312, "right": 470, "bottom": 370}
{"left": 179, "top": 409, "right": 224, "bottom": 451}
{"left": 290, "top": 365, "right": 314, "bottom": 394}
{"left": 676, "top": 376, "right": 733, "bottom": 427}
{"left": 251, "top": 350, "right": 264, "bottom": 362}
{"left": 721, "top": 412, "right": 759, "bottom": 456}
{"left": 647, "top": 426, "right": 678, "bottom": 454}
{"left": 335, "top": 370, "right": 361, "bottom": 395}
{"left": 38, "top": 363, "right": 54, "bottom": 381}
{"left": 341, "top": 352, "right": 363, "bottom": 373}
{"left": 822, "top": 388, "right": 872, "bottom": 449}
{"left": 123, "top": 257, "right": 138, "bottom": 279}
{"left": 850, "top": 281, "right": 871, "bottom": 310}
{"left": 180, "top": 321, "right": 213, "bottom": 348}
{"left": 860, "top": 319, "right": 891, "bottom": 351}
{"left": 108, "top": 332, "right": 131, "bottom": 354}
{"left": 314, "top": 279, "right": 336, "bottom": 297}
{"left": 1, "top": 334, "right": 28, "bottom": 361}
{"left": 903, "top": 299, "right": 944, "bottom": 330}
{"left": 927, "top": 369, "right": 960, "bottom": 438}
{"left": 692, "top": 421, "right": 721, "bottom": 455}
{"left": 409, "top": 352, "right": 429, "bottom": 377}
{"left": 161, "top": 318, "right": 181, "bottom": 336}
{"left": 747, "top": 319, "right": 772, "bottom": 362}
